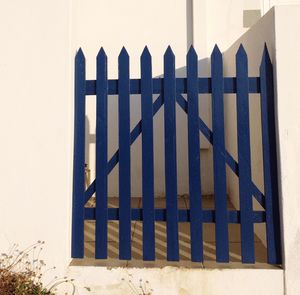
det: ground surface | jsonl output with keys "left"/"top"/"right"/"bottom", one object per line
{"left": 73, "top": 196, "right": 274, "bottom": 268}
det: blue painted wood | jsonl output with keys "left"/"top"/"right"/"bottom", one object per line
{"left": 236, "top": 45, "right": 255, "bottom": 263}
{"left": 85, "top": 77, "right": 261, "bottom": 95}
{"left": 84, "top": 94, "right": 164, "bottom": 203}
{"left": 85, "top": 208, "right": 266, "bottom": 223}
{"left": 141, "top": 47, "right": 155, "bottom": 261}
{"left": 187, "top": 46, "right": 203, "bottom": 262}
{"left": 84, "top": 93, "right": 265, "bottom": 211}
{"left": 85, "top": 92, "right": 266, "bottom": 210}
{"left": 164, "top": 47, "right": 179, "bottom": 261}
{"left": 72, "top": 44, "right": 281, "bottom": 264}
{"left": 175, "top": 93, "right": 265, "bottom": 208}
{"left": 118, "top": 47, "right": 131, "bottom": 260}
{"left": 260, "top": 45, "right": 282, "bottom": 264}
{"left": 95, "top": 48, "right": 108, "bottom": 259}
{"left": 211, "top": 45, "right": 229, "bottom": 262}
{"left": 72, "top": 48, "right": 86, "bottom": 258}
{"left": 75, "top": 45, "right": 283, "bottom": 265}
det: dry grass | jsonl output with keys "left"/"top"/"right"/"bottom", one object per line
{"left": 121, "top": 274, "right": 153, "bottom": 295}
{"left": 0, "top": 241, "right": 74, "bottom": 295}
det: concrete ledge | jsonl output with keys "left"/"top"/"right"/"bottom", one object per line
{"left": 66, "top": 266, "right": 283, "bottom": 295}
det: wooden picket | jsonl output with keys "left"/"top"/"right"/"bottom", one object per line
{"left": 164, "top": 47, "right": 180, "bottom": 261}
{"left": 141, "top": 47, "right": 155, "bottom": 261}
{"left": 72, "top": 48, "right": 85, "bottom": 258}
{"left": 260, "top": 45, "right": 282, "bottom": 264}
{"left": 118, "top": 47, "right": 131, "bottom": 260}
{"left": 211, "top": 46, "right": 229, "bottom": 262}
{"left": 236, "top": 45, "right": 255, "bottom": 263}
{"left": 187, "top": 46, "right": 203, "bottom": 262}
{"left": 95, "top": 48, "right": 108, "bottom": 259}
{"left": 72, "top": 44, "right": 282, "bottom": 265}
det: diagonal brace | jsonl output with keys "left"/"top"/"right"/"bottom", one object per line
{"left": 84, "top": 93, "right": 265, "bottom": 209}
{"left": 176, "top": 93, "right": 265, "bottom": 208}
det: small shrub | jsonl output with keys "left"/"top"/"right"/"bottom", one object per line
{"left": 0, "top": 241, "right": 74, "bottom": 295}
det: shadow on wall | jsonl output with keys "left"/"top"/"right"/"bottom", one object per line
{"left": 83, "top": 0, "right": 214, "bottom": 197}
{"left": 84, "top": 55, "right": 214, "bottom": 198}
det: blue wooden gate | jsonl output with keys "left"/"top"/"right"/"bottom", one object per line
{"left": 72, "top": 44, "right": 281, "bottom": 264}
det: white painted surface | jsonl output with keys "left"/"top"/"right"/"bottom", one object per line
{"left": 271, "top": 0, "right": 300, "bottom": 5}
{"left": 66, "top": 266, "right": 283, "bottom": 295}
{"left": 0, "top": 1, "right": 298, "bottom": 294}
{"left": 0, "top": 0, "right": 73, "bottom": 277}
{"left": 223, "top": 6, "right": 276, "bottom": 248}
{"left": 73, "top": 0, "right": 265, "bottom": 198}
{"left": 223, "top": 5, "right": 300, "bottom": 295}
{"left": 73, "top": 0, "right": 214, "bottom": 197}
{"left": 263, "top": 0, "right": 300, "bottom": 13}
{"left": 205, "top": 0, "right": 249, "bottom": 53}
{"left": 272, "top": 6, "right": 300, "bottom": 295}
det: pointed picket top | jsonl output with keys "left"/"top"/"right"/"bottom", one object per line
{"left": 164, "top": 46, "right": 175, "bottom": 59}
{"left": 236, "top": 44, "right": 247, "bottom": 60}
{"left": 236, "top": 44, "right": 248, "bottom": 73}
{"left": 141, "top": 46, "right": 151, "bottom": 59}
{"left": 97, "top": 47, "right": 107, "bottom": 86}
{"left": 211, "top": 44, "right": 223, "bottom": 80}
{"left": 187, "top": 45, "right": 198, "bottom": 63}
{"left": 119, "top": 46, "right": 129, "bottom": 61}
{"left": 187, "top": 45, "right": 197, "bottom": 56}
{"left": 97, "top": 47, "right": 107, "bottom": 61}
{"left": 75, "top": 47, "right": 85, "bottom": 61}
{"left": 260, "top": 43, "right": 272, "bottom": 70}
{"left": 141, "top": 46, "right": 152, "bottom": 74}
{"left": 211, "top": 44, "right": 222, "bottom": 58}
{"left": 187, "top": 45, "right": 198, "bottom": 84}
{"left": 75, "top": 48, "right": 85, "bottom": 77}
{"left": 164, "top": 46, "right": 175, "bottom": 75}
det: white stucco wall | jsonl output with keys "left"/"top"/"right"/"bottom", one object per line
{"left": 205, "top": 0, "right": 263, "bottom": 53}
{"left": 66, "top": 266, "right": 283, "bottom": 295}
{"left": 0, "top": 0, "right": 73, "bottom": 278}
{"left": 0, "top": 0, "right": 264, "bottom": 270}
{"left": 272, "top": 6, "right": 300, "bottom": 295}
{"left": 223, "top": 5, "right": 300, "bottom": 295}
{"left": 223, "top": 5, "right": 276, "bottom": 248}
{"left": 271, "top": 0, "right": 300, "bottom": 5}
{"left": 73, "top": 0, "right": 264, "bottom": 198}
{"left": 73, "top": 0, "right": 215, "bottom": 197}
{"left": 0, "top": 1, "right": 299, "bottom": 295}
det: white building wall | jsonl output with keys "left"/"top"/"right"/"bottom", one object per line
{"left": 0, "top": 0, "right": 73, "bottom": 277}
{"left": 73, "top": 0, "right": 268, "bottom": 198}
{"left": 0, "top": 1, "right": 299, "bottom": 294}
{"left": 0, "top": 0, "right": 264, "bottom": 273}
{"left": 223, "top": 5, "right": 300, "bottom": 295}
{"left": 67, "top": 266, "right": 283, "bottom": 295}
{"left": 271, "top": 0, "right": 300, "bottom": 5}
{"left": 205, "top": 0, "right": 263, "bottom": 53}
{"left": 271, "top": 6, "right": 300, "bottom": 295}
{"left": 223, "top": 5, "right": 276, "bottom": 248}
{"left": 73, "top": 0, "right": 214, "bottom": 197}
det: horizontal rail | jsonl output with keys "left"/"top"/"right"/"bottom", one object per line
{"left": 74, "top": 45, "right": 281, "bottom": 263}
{"left": 85, "top": 77, "right": 260, "bottom": 95}
{"left": 84, "top": 94, "right": 164, "bottom": 204}
{"left": 176, "top": 93, "right": 266, "bottom": 208}
{"left": 84, "top": 93, "right": 266, "bottom": 208}
{"left": 84, "top": 208, "right": 266, "bottom": 223}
